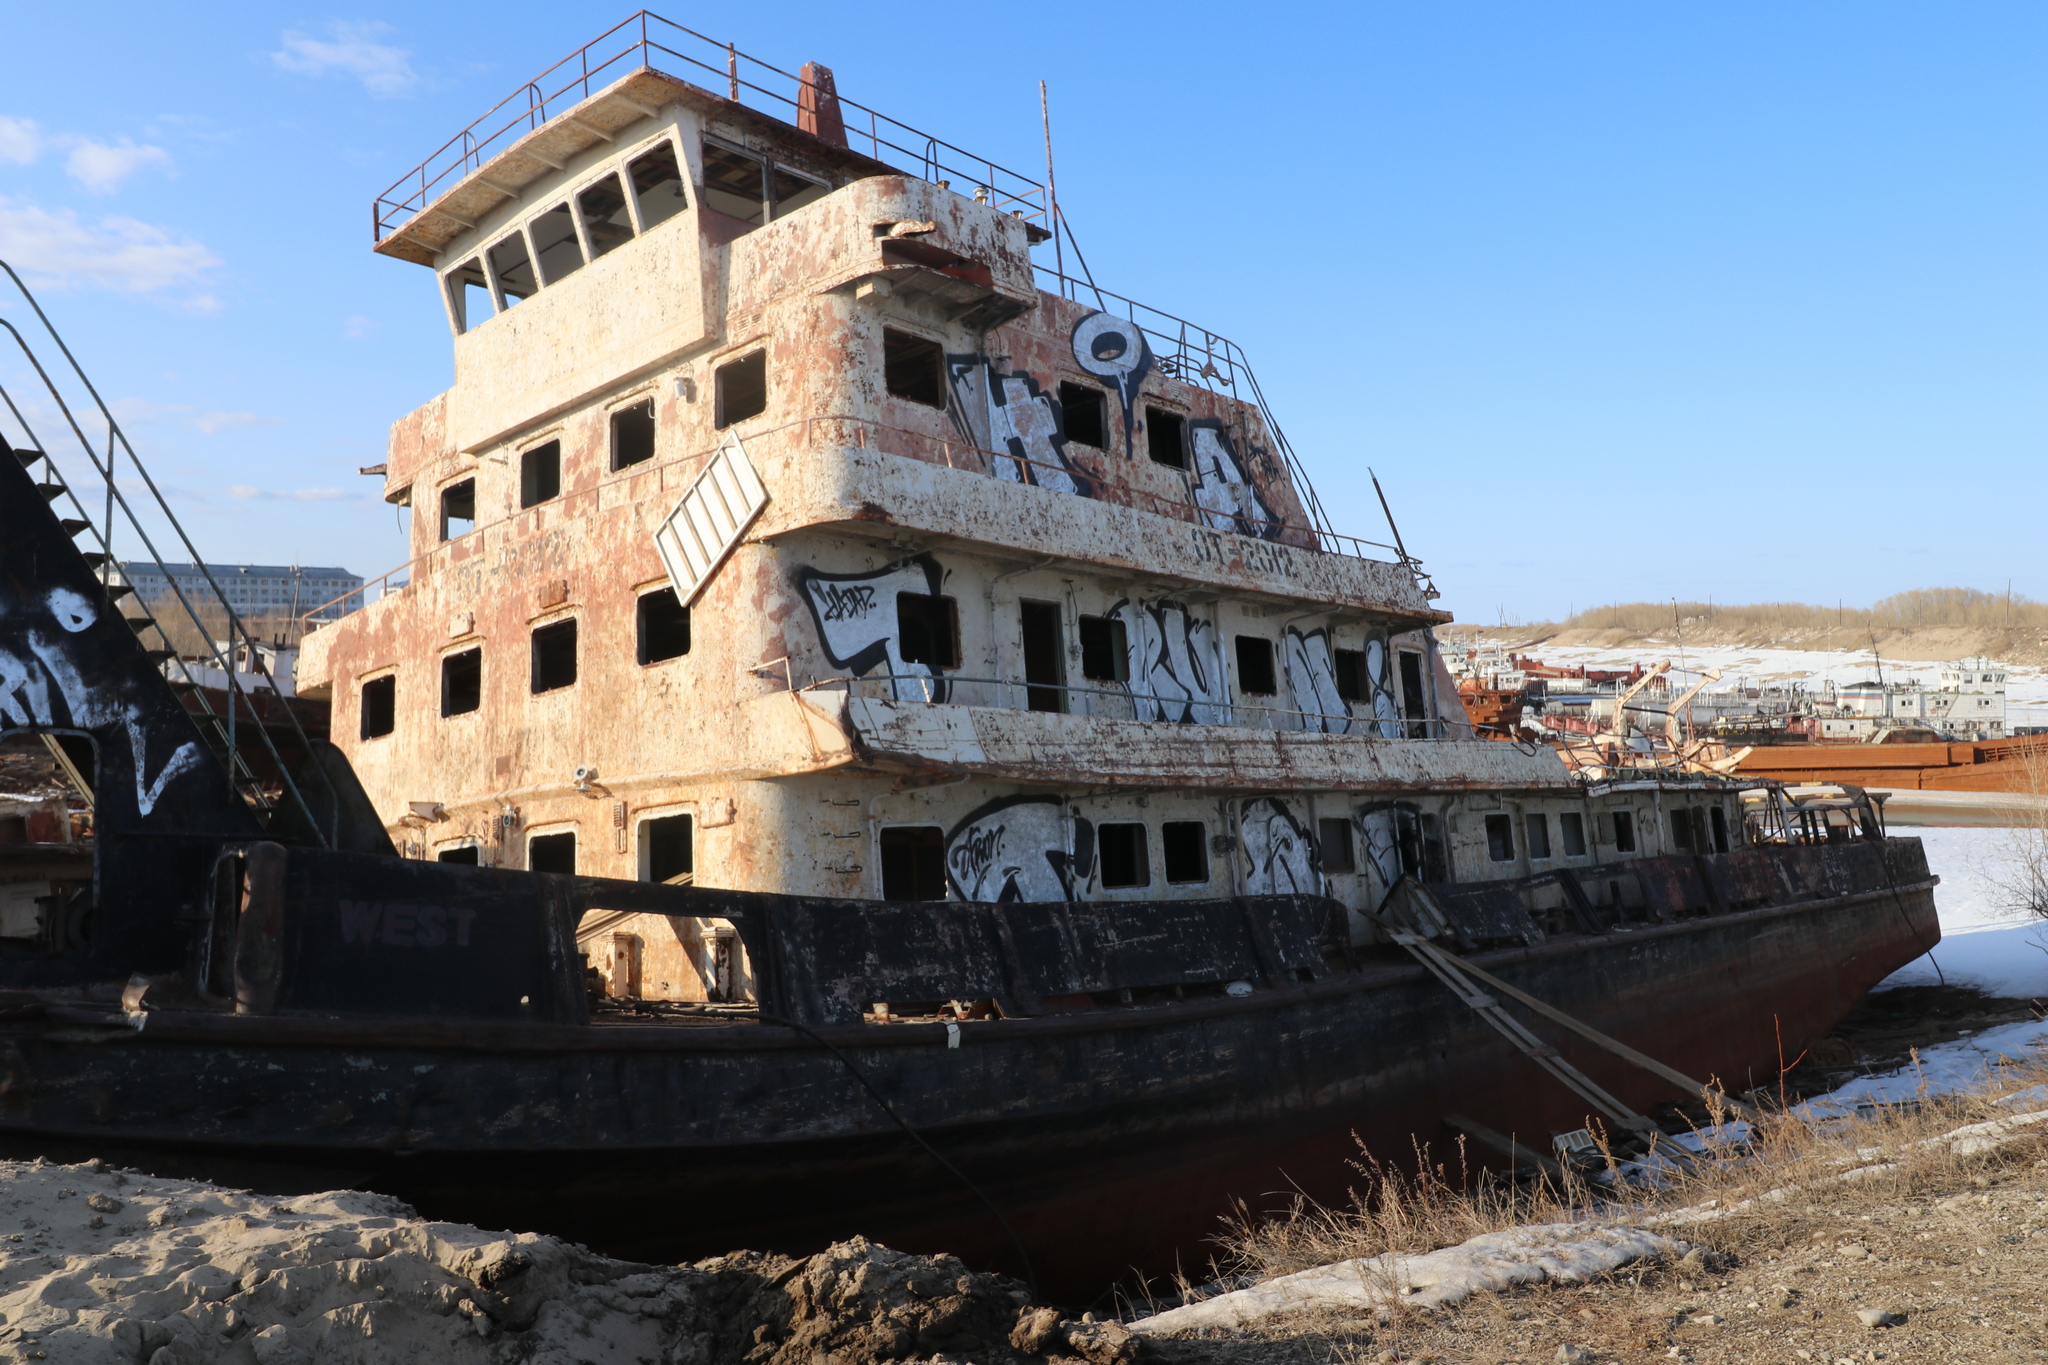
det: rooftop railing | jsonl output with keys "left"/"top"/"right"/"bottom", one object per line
{"left": 373, "top": 11, "right": 1049, "bottom": 245}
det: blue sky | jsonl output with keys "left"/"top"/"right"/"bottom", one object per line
{"left": 2, "top": 4, "right": 2040, "bottom": 622}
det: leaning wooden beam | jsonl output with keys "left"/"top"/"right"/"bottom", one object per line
{"left": 1444, "top": 1113, "right": 1568, "bottom": 1178}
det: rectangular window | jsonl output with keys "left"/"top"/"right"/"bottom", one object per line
{"left": 531, "top": 619, "right": 578, "bottom": 693}
{"left": 437, "top": 845, "right": 480, "bottom": 865}
{"left": 528, "top": 202, "right": 584, "bottom": 286}
{"left": 1709, "top": 805, "right": 1730, "bottom": 854}
{"left": 441, "top": 647, "right": 481, "bottom": 716}
{"left": 896, "top": 593, "right": 959, "bottom": 669}
{"left": 1097, "top": 822, "right": 1151, "bottom": 889}
{"left": 1559, "top": 811, "right": 1587, "bottom": 858}
{"left": 576, "top": 173, "right": 635, "bottom": 257}
{"left": 879, "top": 826, "right": 947, "bottom": 901}
{"left": 1145, "top": 408, "right": 1186, "bottom": 468}
{"left": 1020, "top": 599, "right": 1065, "bottom": 713}
{"left": 701, "top": 143, "right": 766, "bottom": 225}
{"left": 883, "top": 329, "right": 946, "bottom": 408}
{"left": 641, "top": 813, "right": 693, "bottom": 884}
{"left": 1060, "top": 382, "right": 1106, "bottom": 448}
{"left": 487, "top": 230, "right": 536, "bottom": 304}
{"left": 637, "top": 588, "right": 690, "bottom": 664}
{"left": 1318, "top": 817, "right": 1355, "bottom": 872}
{"left": 1399, "top": 651, "right": 1429, "bottom": 736}
{"left": 359, "top": 675, "right": 395, "bottom": 740}
{"left": 1333, "top": 649, "right": 1366, "bottom": 703}
{"left": 444, "top": 257, "right": 491, "bottom": 334}
{"left": 628, "top": 142, "right": 689, "bottom": 230}
{"left": 440, "top": 479, "right": 475, "bottom": 540}
{"left": 1235, "top": 635, "right": 1276, "bottom": 695}
{"left": 1485, "top": 813, "right": 1515, "bottom": 863}
{"left": 1161, "top": 821, "right": 1209, "bottom": 884}
{"left": 715, "top": 350, "right": 767, "bottom": 428}
{"left": 528, "top": 830, "right": 576, "bottom": 875}
{"left": 1670, "top": 808, "right": 1695, "bottom": 852}
{"left": 1077, "top": 615, "right": 1128, "bottom": 682}
{"left": 1612, "top": 810, "right": 1637, "bottom": 853}
{"left": 519, "top": 440, "right": 561, "bottom": 508}
{"left": 1525, "top": 813, "right": 1551, "bottom": 860}
{"left": 611, "top": 398, "right": 656, "bottom": 469}
{"left": 771, "top": 165, "right": 829, "bottom": 217}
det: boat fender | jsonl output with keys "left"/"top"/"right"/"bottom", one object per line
{"left": 945, "top": 1022, "right": 960, "bottom": 1050}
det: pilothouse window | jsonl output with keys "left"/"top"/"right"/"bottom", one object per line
{"left": 627, "top": 142, "right": 688, "bottom": 230}
{"left": 445, "top": 257, "right": 491, "bottom": 333}
{"left": 529, "top": 203, "right": 584, "bottom": 285}
{"left": 701, "top": 144, "right": 767, "bottom": 225}
{"left": 577, "top": 173, "right": 636, "bottom": 257}
{"left": 487, "top": 232, "right": 535, "bottom": 304}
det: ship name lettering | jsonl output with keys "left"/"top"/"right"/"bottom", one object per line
{"left": 340, "top": 900, "right": 476, "bottom": 947}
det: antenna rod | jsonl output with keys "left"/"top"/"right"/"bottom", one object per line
{"left": 1039, "top": 80, "right": 1063, "bottom": 287}
{"left": 1368, "top": 467, "right": 1411, "bottom": 565}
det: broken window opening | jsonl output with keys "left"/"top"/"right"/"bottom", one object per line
{"left": 529, "top": 203, "right": 585, "bottom": 286}
{"left": 1525, "top": 813, "right": 1551, "bottom": 860}
{"left": 771, "top": 164, "right": 829, "bottom": 217}
{"left": 1709, "top": 805, "right": 1731, "bottom": 853}
{"left": 1560, "top": 811, "right": 1588, "bottom": 858}
{"left": 531, "top": 619, "right": 579, "bottom": 694}
{"left": 1234, "top": 635, "right": 1276, "bottom": 696}
{"left": 1161, "top": 820, "right": 1209, "bottom": 884}
{"left": 628, "top": 141, "right": 689, "bottom": 231}
{"left": 883, "top": 329, "right": 946, "bottom": 409}
{"left": 1670, "top": 808, "right": 1695, "bottom": 853}
{"left": 896, "top": 593, "right": 959, "bottom": 670}
{"left": 441, "top": 647, "right": 482, "bottom": 717}
{"left": 487, "top": 231, "right": 536, "bottom": 305}
{"left": 439, "top": 479, "right": 476, "bottom": 541}
{"left": 1077, "top": 615, "right": 1128, "bottom": 683}
{"left": 1484, "top": 813, "right": 1515, "bottom": 863}
{"left": 1333, "top": 648, "right": 1366, "bottom": 703}
{"left": 359, "top": 675, "right": 395, "bottom": 740}
{"left": 1398, "top": 650, "right": 1429, "bottom": 737}
{"left": 701, "top": 143, "right": 767, "bottom": 226}
{"left": 1145, "top": 408, "right": 1187, "bottom": 469}
{"left": 1019, "top": 599, "right": 1065, "bottom": 713}
{"left": 519, "top": 440, "right": 562, "bottom": 508}
{"left": 1097, "top": 822, "right": 1150, "bottom": 889}
{"left": 1318, "top": 817, "right": 1355, "bottom": 873}
{"left": 715, "top": 350, "right": 767, "bottom": 428}
{"left": 444, "top": 257, "right": 492, "bottom": 334}
{"left": 437, "top": 845, "right": 480, "bottom": 865}
{"left": 641, "top": 813, "right": 694, "bottom": 884}
{"left": 637, "top": 588, "right": 691, "bottom": 664}
{"left": 611, "top": 398, "right": 657, "bottom": 470}
{"left": 879, "top": 826, "right": 947, "bottom": 901}
{"left": 1612, "top": 810, "right": 1637, "bottom": 854}
{"left": 577, "top": 173, "right": 636, "bottom": 258}
{"left": 528, "top": 830, "right": 576, "bottom": 875}
{"left": 1059, "top": 382, "right": 1106, "bottom": 449}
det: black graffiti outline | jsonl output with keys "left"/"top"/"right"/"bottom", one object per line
{"left": 792, "top": 552, "right": 951, "bottom": 701}
{"left": 942, "top": 793, "right": 1094, "bottom": 903}
{"left": 1106, "top": 596, "right": 1227, "bottom": 725}
{"left": 1282, "top": 626, "right": 1355, "bottom": 736}
{"left": 1069, "top": 312, "right": 1152, "bottom": 461}
{"left": 1186, "top": 419, "right": 1281, "bottom": 542}
{"left": 945, "top": 353, "right": 1093, "bottom": 498}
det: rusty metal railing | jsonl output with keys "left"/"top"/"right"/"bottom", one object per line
{"left": 373, "top": 11, "right": 1048, "bottom": 245}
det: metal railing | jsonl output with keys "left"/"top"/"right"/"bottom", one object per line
{"left": 373, "top": 11, "right": 1049, "bottom": 244}
{"left": 0, "top": 263, "right": 339, "bottom": 847}
{"left": 303, "top": 412, "right": 1427, "bottom": 632}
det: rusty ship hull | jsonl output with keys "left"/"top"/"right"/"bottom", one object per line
{"left": 0, "top": 841, "right": 1933, "bottom": 1301}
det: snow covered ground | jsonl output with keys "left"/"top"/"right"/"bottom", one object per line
{"left": 1475, "top": 640, "right": 2048, "bottom": 731}
{"left": 1883, "top": 825, "right": 2048, "bottom": 999}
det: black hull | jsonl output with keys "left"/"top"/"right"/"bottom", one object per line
{"left": 0, "top": 878, "right": 1936, "bottom": 1302}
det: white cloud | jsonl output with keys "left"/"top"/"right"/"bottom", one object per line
{"left": 227, "top": 485, "right": 353, "bottom": 502}
{"left": 271, "top": 22, "right": 418, "bottom": 97}
{"left": 0, "top": 116, "right": 41, "bottom": 165}
{"left": 0, "top": 198, "right": 219, "bottom": 294}
{"left": 111, "top": 399, "right": 281, "bottom": 434}
{"left": 65, "top": 139, "right": 174, "bottom": 193}
{"left": 342, "top": 314, "right": 378, "bottom": 338}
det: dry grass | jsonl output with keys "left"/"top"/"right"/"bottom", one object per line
{"left": 1550, "top": 588, "right": 2048, "bottom": 637}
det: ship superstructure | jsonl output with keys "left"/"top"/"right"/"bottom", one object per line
{"left": 297, "top": 19, "right": 1756, "bottom": 1002}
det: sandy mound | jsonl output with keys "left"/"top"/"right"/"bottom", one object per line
{"left": 0, "top": 1158, "right": 1136, "bottom": 1365}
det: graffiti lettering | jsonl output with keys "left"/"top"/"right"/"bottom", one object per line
{"left": 795, "top": 553, "right": 952, "bottom": 702}
{"left": 1283, "top": 628, "right": 1354, "bottom": 735}
{"left": 1070, "top": 313, "right": 1152, "bottom": 459}
{"left": 339, "top": 900, "right": 476, "bottom": 947}
{"left": 946, "top": 824, "right": 1006, "bottom": 894}
{"left": 1241, "top": 798, "right": 1321, "bottom": 896}
{"left": 1188, "top": 422, "right": 1280, "bottom": 542}
{"left": 944, "top": 795, "right": 1089, "bottom": 902}
{"left": 1104, "top": 598, "right": 1230, "bottom": 725}
{"left": 812, "top": 583, "right": 878, "bottom": 623}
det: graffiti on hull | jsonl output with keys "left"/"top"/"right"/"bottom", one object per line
{"left": 1241, "top": 798, "right": 1321, "bottom": 896}
{"left": 1362, "top": 635, "right": 1402, "bottom": 738}
{"left": 794, "top": 553, "right": 952, "bottom": 702}
{"left": 1107, "top": 598, "right": 1231, "bottom": 725}
{"left": 1282, "top": 627, "right": 1354, "bottom": 735}
{"left": 946, "top": 357, "right": 1089, "bottom": 497}
{"left": 1070, "top": 312, "right": 1151, "bottom": 460}
{"left": 1188, "top": 421, "right": 1279, "bottom": 541}
{"left": 944, "top": 794, "right": 1093, "bottom": 902}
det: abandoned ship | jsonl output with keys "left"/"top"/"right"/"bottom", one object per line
{"left": 0, "top": 15, "right": 1938, "bottom": 1302}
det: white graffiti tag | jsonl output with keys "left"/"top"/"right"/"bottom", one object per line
{"left": 1188, "top": 424, "right": 1278, "bottom": 540}
{"left": 1110, "top": 598, "right": 1231, "bottom": 725}
{"left": 1241, "top": 798, "right": 1322, "bottom": 897}
{"left": 944, "top": 796, "right": 1086, "bottom": 902}
{"left": 795, "top": 555, "right": 951, "bottom": 702}
{"left": 1283, "top": 628, "right": 1354, "bottom": 735}
{"left": 988, "top": 374, "right": 1084, "bottom": 495}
